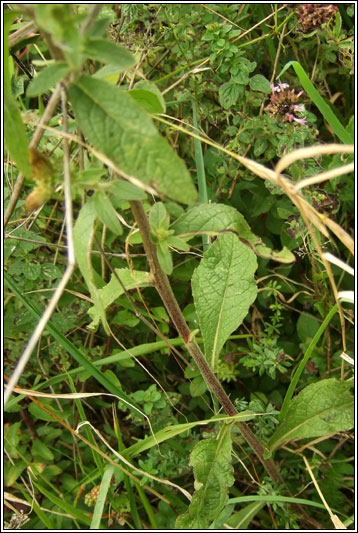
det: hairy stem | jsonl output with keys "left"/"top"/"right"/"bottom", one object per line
{"left": 130, "top": 200, "right": 282, "bottom": 484}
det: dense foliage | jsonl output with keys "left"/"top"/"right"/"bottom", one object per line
{"left": 4, "top": 4, "right": 354, "bottom": 530}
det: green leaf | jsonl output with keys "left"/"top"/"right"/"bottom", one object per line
{"left": 26, "top": 62, "right": 70, "bottom": 97}
{"left": 73, "top": 200, "right": 109, "bottom": 333}
{"left": 172, "top": 203, "right": 256, "bottom": 242}
{"left": 32, "top": 439, "right": 55, "bottom": 462}
{"left": 129, "top": 80, "right": 166, "bottom": 113}
{"left": 192, "top": 233, "right": 257, "bottom": 369}
{"left": 5, "top": 461, "right": 27, "bottom": 487}
{"left": 125, "top": 412, "right": 255, "bottom": 459}
{"left": 172, "top": 203, "right": 295, "bottom": 263}
{"left": 189, "top": 375, "right": 208, "bottom": 397}
{"left": 23, "top": 261, "right": 41, "bottom": 281}
{"left": 68, "top": 76, "right": 197, "bottom": 204}
{"left": 88, "top": 268, "right": 151, "bottom": 329}
{"left": 167, "top": 235, "right": 190, "bottom": 252}
{"left": 91, "top": 464, "right": 115, "bottom": 529}
{"left": 83, "top": 37, "right": 135, "bottom": 70}
{"left": 149, "top": 202, "right": 168, "bottom": 230}
{"left": 255, "top": 244, "right": 295, "bottom": 264}
{"left": 4, "top": 92, "right": 32, "bottom": 179}
{"left": 268, "top": 378, "right": 354, "bottom": 452}
{"left": 33, "top": 481, "right": 92, "bottom": 526}
{"left": 4, "top": 11, "right": 18, "bottom": 93}
{"left": 296, "top": 313, "right": 321, "bottom": 342}
{"left": 249, "top": 74, "right": 272, "bottom": 94}
{"left": 93, "top": 191, "right": 123, "bottom": 235}
{"left": 109, "top": 180, "right": 147, "bottom": 201}
{"left": 226, "top": 501, "right": 265, "bottom": 529}
{"left": 34, "top": 5, "right": 83, "bottom": 70}
{"left": 157, "top": 241, "right": 173, "bottom": 275}
{"left": 219, "top": 81, "right": 243, "bottom": 109}
{"left": 29, "top": 400, "right": 71, "bottom": 423}
{"left": 4, "top": 12, "right": 39, "bottom": 178}
{"left": 175, "top": 425, "right": 234, "bottom": 529}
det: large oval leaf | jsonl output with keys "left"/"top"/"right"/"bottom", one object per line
{"left": 173, "top": 203, "right": 295, "bottom": 263}
{"left": 68, "top": 76, "right": 197, "bottom": 204}
{"left": 192, "top": 233, "right": 257, "bottom": 369}
{"left": 268, "top": 378, "right": 354, "bottom": 452}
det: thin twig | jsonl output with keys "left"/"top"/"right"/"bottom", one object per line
{"left": 5, "top": 87, "right": 76, "bottom": 406}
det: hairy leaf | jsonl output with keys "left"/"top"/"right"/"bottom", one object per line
{"left": 173, "top": 203, "right": 295, "bottom": 263}
{"left": 26, "top": 62, "right": 70, "bottom": 97}
{"left": 192, "top": 233, "right": 257, "bottom": 368}
{"left": 88, "top": 268, "right": 151, "bottom": 329}
{"left": 172, "top": 203, "right": 256, "bottom": 242}
{"left": 268, "top": 378, "right": 354, "bottom": 452}
{"left": 175, "top": 425, "right": 234, "bottom": 529}
{"left": 68, "top": 76, "right": 197, "bottom": 204}
{"left": 4, "top": 11, "right": 32, "bottom": 179}
{"left": 93, "top": 191, "right": 123, "bottom": 235}
{"left": 129, "top": 80, "right": 166, "bottom": 113}
{"left": 249, "top": 74, "right": 272, "bottom": 94}
{"left": 83, "top": 37, "right": 135, "bottom": 70}
{"left": 73, "top": 200, "right": 109, "bottom": 333}
{"left": 219, "top": 81, "right": 244, "bottom": 109}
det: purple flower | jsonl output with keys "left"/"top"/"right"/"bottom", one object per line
{"left": 293, "top": 116, "right": 307, "bottom": 125}
{"left": 271, "top": 81, "right": 290, "bottom": 93}
{"left": 265, "top": 83, "right": 307, "bottom": 126}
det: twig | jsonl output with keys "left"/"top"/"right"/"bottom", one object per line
{"left": 4, "top": 87, "right": 76, "bottom": 406}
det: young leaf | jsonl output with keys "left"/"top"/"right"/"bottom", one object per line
{"left": 129, "top": 80, "right": 166, "bottom": 113}
{"left": 149, "top": 202, "right": 168, "bottom": 230}
{"left": 268, "top": 378, "right": 354, "bottom": 452}
{"left": 34, "top": 4, "right": 83, "bottom": 70}
{"left": 4, "top": 11, "right": 32, "bottom": 178}
{"left": 249, "top": 74, "right": 272, "bottom": 93}
{"left": 219, "top": 81, "right": 244, "bottom": 109}
{"left": 73, "top": 200, "right": 109, "bottom": 333}
{"left": 26, "top": 62, "right": 70, "bottom": 97}
{"left": 4, "top": 93, "right": 32, "bottom": 178}
{"left": 93, "top": 191, "right": 123, "bottom": 235}
{"left": 87, "top": 268, "right": 151, "bottom": 329}
{"left": 68, "top": 76, "right": 197, "bottom": 204}
{"left": 167, "top": 235, "right": 190, "bottom": 252}
{"left": 175, "top": 424, "right": 234, "bottom": 529}
{"left": 83, "top": 37, "right": 135, "bottom": 71}
{"left": 157, "top": 240, "right": 173, "bottom": 275}
{"left": 192, "top": 233, "right": 257, "bottom": 369}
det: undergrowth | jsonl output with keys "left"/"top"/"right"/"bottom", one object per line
{"left": 4, "top": 4, "right": 354, "bottom": 530}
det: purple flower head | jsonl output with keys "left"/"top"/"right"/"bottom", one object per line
{"left": 265, "top": 83, "right": 307, "bottom": 126}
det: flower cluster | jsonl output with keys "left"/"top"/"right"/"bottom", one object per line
{"left": 295, "top": 4, "right": 339, "bottom": 33}
{"left": 265, "top": 82, "right": 307, "bottom": 126}
{"left": 84, "top": 484, "right": 101, "bottom": 507}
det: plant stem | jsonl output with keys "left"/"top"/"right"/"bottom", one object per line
{"left": 130, "top": 200, "right": 282, "bottom": 484}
